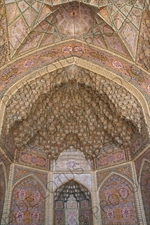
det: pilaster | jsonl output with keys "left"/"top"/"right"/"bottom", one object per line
{"left": 2, "top": 163, "right": 15, "bottom": 225}
{"left": 131, "top": 161, "right": 147, "bottom": 225}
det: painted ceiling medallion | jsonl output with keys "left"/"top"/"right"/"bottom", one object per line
{"left": 55, "top": 2, "right": 95, "bottom": 36}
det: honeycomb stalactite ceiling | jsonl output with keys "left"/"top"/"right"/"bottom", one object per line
{"left": 2, "top": 65, "right": 145, "bottom": 160}
{"left": 0, "top": 0, "right": 150, "bottom": 163}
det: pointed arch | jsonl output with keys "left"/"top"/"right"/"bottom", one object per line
{"left": 53, "top": 175, "right": 91, "bottom": 193}
{"left": 0, "top": 59, "right": 149, "bottom": 164}
{"left": 12, "top": 174, "right": 47, "bottom": 192}
{"left": 138, "top": 158, "right": 150, "bottom": 182}
{"left": 54, "top": 179, "right": 91, "bottom": 201}
{"left": 99, "top": 172, "right": 139, "bottom": 225}
{"left": 0, "top": 57, "right": 149, "bottom": 137}
{"left": 98, "top": 171, "right": 134, "bottom": 192}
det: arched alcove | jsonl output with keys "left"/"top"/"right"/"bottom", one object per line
{"left": 99, "top": 174, "right": 139, "bottom": 225}
{"left": 9, "top": 176, "right": 46, "bottom": 225}
{"left": 54, "top": 179, "right": 92, "bottom": 225}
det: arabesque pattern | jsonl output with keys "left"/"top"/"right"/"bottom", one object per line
{"left": 99, "top": 174, "right": 139, "bottom": 225}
